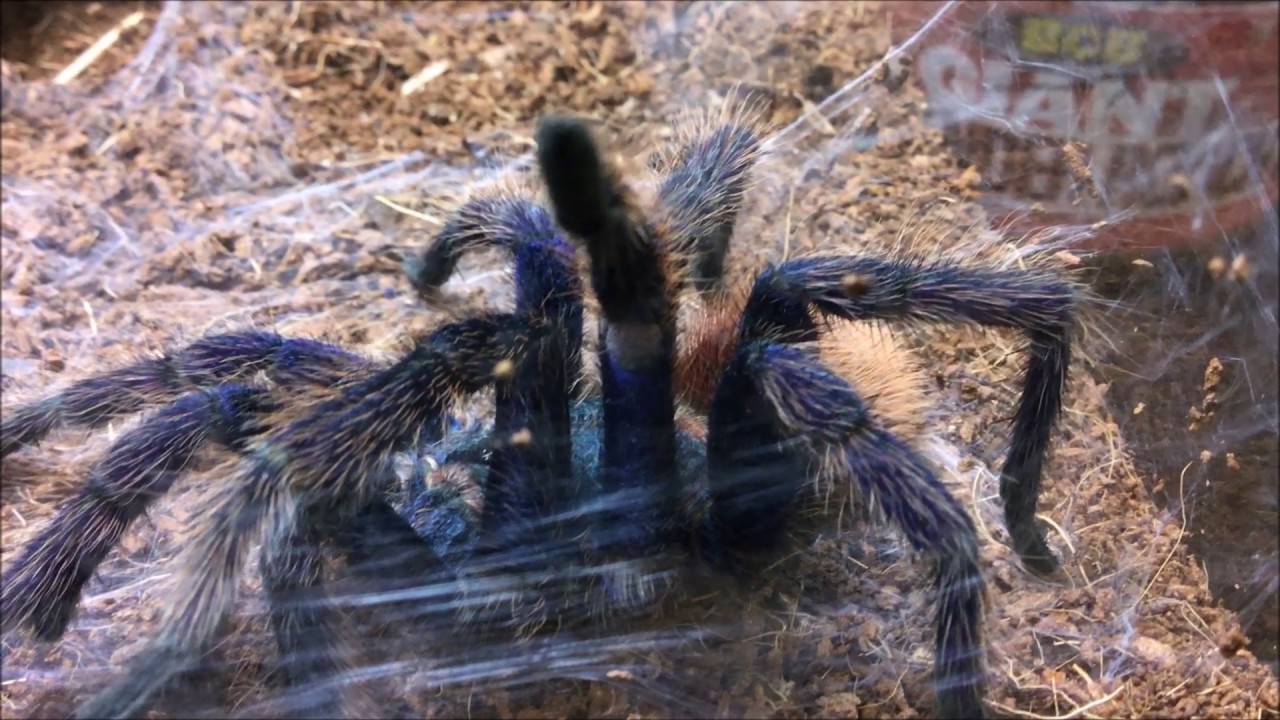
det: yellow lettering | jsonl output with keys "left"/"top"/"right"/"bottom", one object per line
{"left": 1020, "top": 16, "right": 1062, "bottom": 56}
{"left": 1062, "top": 23, "right": 1102, "bottom": 63}
{"left": 1103, "top": 27, "right": 1147, "bottom": 67}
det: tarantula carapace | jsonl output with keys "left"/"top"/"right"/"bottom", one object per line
{"left": 0, "top": 107, "right": 1076, "bottom": 719}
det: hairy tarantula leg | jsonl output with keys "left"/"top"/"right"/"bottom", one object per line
{"left": 403, "top": 196, "right": 516, "bottom": 294}
{"left": 655, "top": 120, "right": 762, "bottom": 293}
{"left": 537, "top": 116, "right": 679, "bottom": 554}
{"left": 75, "top": 314, "right": 535, "bottom": 720}
{"left": 404, "top": 194, "right": 587, "bottom": 524}
{"left": 403, "top": 194, "right": 576, "bottom": 298}
{"left": 259, "top": 511, "right": 350, "bottom": 719}
{"left": 489, "top": 209, "right": 585, "bottom": 528}
{"left": 1, "top": 331, "right": 373, "bottom": 458}
{"left": 742, "top": 255, "right": 1074, "bottom": 575}
{"left": 705, "top": 342, "right": 987, "bottom": 719}
{"left": 261, "top": 496, "right": 472, "bottom": 719}
{"left": 330, "top": 497, "right": 464, "bottom": 605}
{"left": 412, "top": 194, "right": 587, "bottom": 527}
{"left": 75, "top": 462, "right": 295, "bottom": 720}
{"left": 259, "top": 496, "right": 457, "bottom": 719}
{"left": 0, "top": 384, "right": 271, "bottom": 641}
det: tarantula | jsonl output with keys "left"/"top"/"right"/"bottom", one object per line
{"left": 0, "top": 107, "right": 1075, "bottom": 719}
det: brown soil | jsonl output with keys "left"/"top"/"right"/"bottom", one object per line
{"left": 1089, "top": 220, "right": 1280, "bottom": 669}
{"left": 2, "top": 2, "right": 1277, "bottom": 719}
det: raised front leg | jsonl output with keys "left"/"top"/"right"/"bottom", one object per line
{"left": 536, "top": 116, "right": 680, "bottom": 563}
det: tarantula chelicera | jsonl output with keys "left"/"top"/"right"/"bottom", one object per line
{"left": 1, "top": 107, "right": 1075, "bottom": 719}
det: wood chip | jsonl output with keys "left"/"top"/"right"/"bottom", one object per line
{"left": 400, "top": 59, "right": 451, "bottom": 96}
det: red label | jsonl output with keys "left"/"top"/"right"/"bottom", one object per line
{"left": 887, "top": 1, "right": 1279, "bottom": 250}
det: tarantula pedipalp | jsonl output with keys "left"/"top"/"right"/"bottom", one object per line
{"left": 0, "top": 107, "right": 1077, "bottom": 719}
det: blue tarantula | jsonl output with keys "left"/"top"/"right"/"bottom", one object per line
{"left": 0, "top": 109, "right": 1075, "bottom": 719}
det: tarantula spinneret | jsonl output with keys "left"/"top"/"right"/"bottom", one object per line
{"left": 1, "top": 105, "right": 1076, "bottom": 719}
